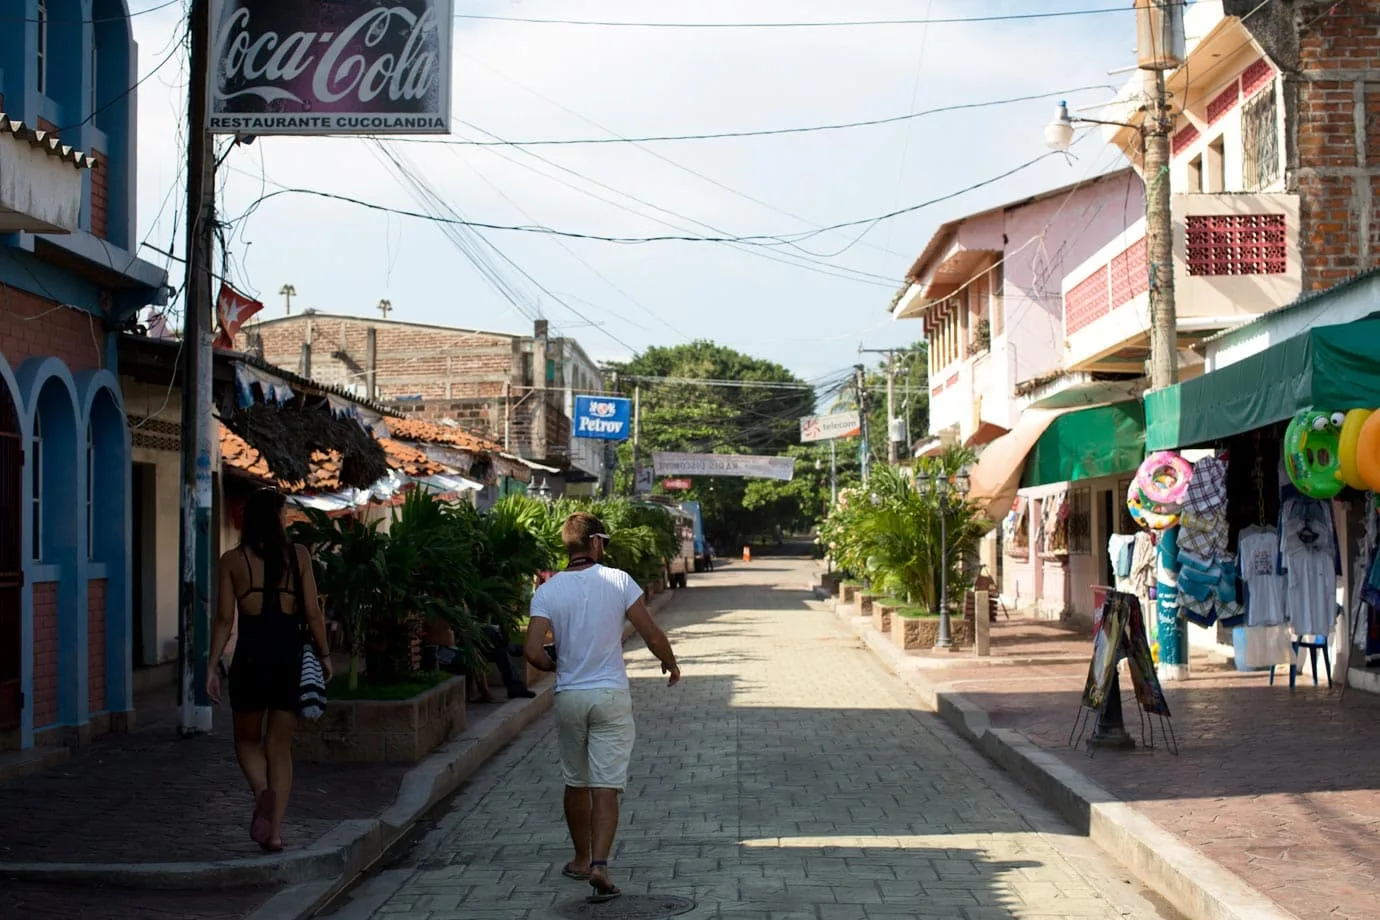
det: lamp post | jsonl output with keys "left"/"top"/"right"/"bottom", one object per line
{"left": 918, "top": 466, "right": 971, "bottom": 649}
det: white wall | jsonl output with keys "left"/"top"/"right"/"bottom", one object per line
{"left": 1207, "top": 271, "right": 1380, "bottom": 371}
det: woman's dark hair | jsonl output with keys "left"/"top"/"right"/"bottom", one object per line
{"left": 241, "top": 487, "right": 291, "bottom": 588}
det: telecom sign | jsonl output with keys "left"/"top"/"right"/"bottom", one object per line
{"left": 573, "top": 395, "right": 632, "bottom": 441}
{"left": 800, "top": 411, "right": 862, "bottom": 443}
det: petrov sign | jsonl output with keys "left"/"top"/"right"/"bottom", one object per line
{"left": 573, "top": 396, "right": 632, "bottom": 441}
{"left": 208, "top": 0, "right": 454, "bottom": 135}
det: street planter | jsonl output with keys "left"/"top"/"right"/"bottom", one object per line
{"left": 819, "top": 572, "right": 841, "bottom": 595}
{"left": 891, "top": 613, "right": 973, "bottom": 650}
{"left": 295, "top": 675, "right": 467, "bottom": 764}
{"left": 859, "top": 593, "right": 880, "bottom": 617}
{"left": 840, "top": 583, "right": 861, "bottom": 606}
{"left": 873, "top": 602, "right": 898, "bottom": 635}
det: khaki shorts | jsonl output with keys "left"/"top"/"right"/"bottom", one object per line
{"left": 554, "top": 688, "right": 635, "bottom": 790}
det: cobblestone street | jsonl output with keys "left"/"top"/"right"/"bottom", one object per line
{"left": 327, "top": 558, "right": 1177, "bottom": 920}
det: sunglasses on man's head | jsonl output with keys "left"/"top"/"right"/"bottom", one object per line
{"left": 592, "top": 533, "right": 612, "bottom": 544}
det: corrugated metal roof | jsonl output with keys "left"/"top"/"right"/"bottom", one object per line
{"left": 0, "top": 113, "right": 98, "bottom": 169}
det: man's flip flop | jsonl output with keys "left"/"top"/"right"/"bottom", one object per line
{"left": 561, "top": 864, "right": 589, "bottom": 880}
{"left": 587, "top": 884, "right": 622, "bottom": 904}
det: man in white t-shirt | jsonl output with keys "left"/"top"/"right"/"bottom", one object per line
{"left": 524, "top": 512, "right": 680, "bottom": 904}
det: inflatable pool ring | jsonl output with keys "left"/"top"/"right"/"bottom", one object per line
{"left": 1337, "top": 408, "right": 1373, "bottom": 490}
{"left": 1284, "top": 410, "right": 1345, "bottom": 499}
{"left": 1136, "top": 451, "right": 1193, "bottom": 507}
{"left": 1355, "top": 410, "right": 1380, "bottom": 493}
{"left": 1127, "top": 479, "right": 1179, "bottom": 531}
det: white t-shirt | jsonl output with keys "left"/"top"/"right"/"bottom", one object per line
{"left": 1239, "top": 529, "right": 1285, "bottom": 627}
{"left": 530, "top": 565, "right": 645, "bottom": 693}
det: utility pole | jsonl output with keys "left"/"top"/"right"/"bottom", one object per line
{"left": 177, "top": 0, "right": 214, "bottom": 737}
{"left": 885, "top": 352, "right": 897, "bottom": 465}
{"left": 829, "top": 439, "right": 837, "bottom": 506}
{"left": 855, "top": 364, "right": 871, "bottom": 484}
{"left": 1144, "top": 67, "right": 1177, "bottom": 390}
{"left": 632, "top": 384, "right": 642, "bottom": 495}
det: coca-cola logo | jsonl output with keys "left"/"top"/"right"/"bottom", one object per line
{"left": 213, "top": 3, "right": 444, "bottom": 112}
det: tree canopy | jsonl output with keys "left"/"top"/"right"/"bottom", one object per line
{"left": 606, "top": 341, "right": 822, "bottom": 547}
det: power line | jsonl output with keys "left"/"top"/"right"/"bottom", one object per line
{"left": 229, "top": 150, "right": 1065, "bottom": 247}
{"left": 386, "top": 86, "right": 1116, "bottom": 147}
{"left": 453, "top": 6, "right": 1173, "bottom": 29}
{"left": 3, "top": 0, "right": 183, "bottom": 23}
{"left": 619, "top": 376, "right": 819, "bottom": 391}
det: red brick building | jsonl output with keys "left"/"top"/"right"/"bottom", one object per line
{"left": 236, "top": 313, "right": 610, "bottom": 493}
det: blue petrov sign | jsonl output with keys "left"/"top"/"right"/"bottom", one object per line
{"left": 573, "top": 395, "right": 632, "bottom": 441}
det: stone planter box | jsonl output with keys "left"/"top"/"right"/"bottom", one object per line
{"left": 819, "top": 573, "right": 840, "bottom": 595}
{"left": 295, "top": 675, "right": 467, "bottom": 764}
{"left": 891, "top": 615, "right": 972, "bottom": 650}
{"left": 859, "top": 593, "right": 880, "bottom": 616}
{"left": 873, "top": 602, "right": 898, "bottom": 636}
{"left": 840, "top": 583, "right": 861, "bottom": 605}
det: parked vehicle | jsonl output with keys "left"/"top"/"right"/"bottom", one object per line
{"left": 680, "top": 500, "right": 713, "bottom": 572}
{"left": 632, "top": 498, "right": 695, "bottom": 589}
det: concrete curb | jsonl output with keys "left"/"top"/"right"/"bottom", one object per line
{"left": 0, "top": 589, "right": 681, "bottom": 901}
{"left": 833, "top": 599, "right": 1300, "bottom": 920}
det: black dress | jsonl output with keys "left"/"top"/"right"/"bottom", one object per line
{"left": 229, "top": 548, "right": 304, "bottom": 714}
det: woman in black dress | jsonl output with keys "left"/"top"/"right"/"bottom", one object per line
{"left": 208, "top": 488, "right": 332, "bottom": 852}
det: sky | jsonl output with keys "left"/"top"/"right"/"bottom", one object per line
{"left": 130, "top": 0, "right": 1140, "bottom": 390}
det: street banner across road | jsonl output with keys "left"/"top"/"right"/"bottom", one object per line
{"left": 800, "top": 411, "right": 861, "bottom": 443}
{"left": 208, "top": 0, "right": 454, "bottom": 135}
{"left": 573, "top": 396, "right": 632, "bottom": 441}
{"left": 653, "top": 452, "right": 795, "bottom": 481}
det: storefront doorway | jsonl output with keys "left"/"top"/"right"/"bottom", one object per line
{"left": 0, "top": 382, "right": 22, "bottom": 731}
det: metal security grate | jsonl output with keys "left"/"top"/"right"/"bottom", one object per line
{"left": 1186, "top": 214, "right": 1288, "bottom": 276}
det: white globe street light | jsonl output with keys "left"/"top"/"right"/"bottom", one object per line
{"left": 1043, "top": 101, "right": 1077, "bottom": 151}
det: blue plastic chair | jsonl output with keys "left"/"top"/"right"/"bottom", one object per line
{"left": 1269, "top": 634, "right": 1333, "bottom": 689}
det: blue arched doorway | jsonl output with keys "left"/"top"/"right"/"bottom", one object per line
{"left": 0, "top": 374, "right": 21, "bottom": 731}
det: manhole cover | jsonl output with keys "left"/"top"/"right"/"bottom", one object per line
{"left": 552, "top": 894, "right": 696, "bottom": 919}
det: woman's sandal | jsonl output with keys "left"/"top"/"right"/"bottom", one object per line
{"left": 587, "top": 861, "right": 621, "bottom": 903}
{"left": 250, "top": 790, "right": 275, "bottom": 847}
{"left": 561, "top": 863, "right": 589, "bottom": 880}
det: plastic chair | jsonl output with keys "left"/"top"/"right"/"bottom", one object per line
{"left": 1269, "top": 635, "right": 1333, "bottom": 689}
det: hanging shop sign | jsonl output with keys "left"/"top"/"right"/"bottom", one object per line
{"left": 573, "top": 396, "right": 632, "bottom": 441}
{"left": 208, "top": 0, "right": 454, "bottom": 135}
{"left": 653, "top": 452, "right": 795, "bottom": 482}
{"left": 799, "top": 411, "right": 861, "bottom": 443}
{"left": 661, "top": 478, "right": 692, "bottom": 491}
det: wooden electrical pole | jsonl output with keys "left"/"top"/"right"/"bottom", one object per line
{"left": 1144, "top": 68, "right": 1178, "bottom": 390}
{"left": 177, "top": 0, "right": 215, "bottom": 736}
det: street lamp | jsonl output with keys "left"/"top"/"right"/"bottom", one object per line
{"left": 917, "top": 465, "right": 971, "bottom": 649}
{"left": 1042, "top": 92, "right": 1177, "bottom": 391}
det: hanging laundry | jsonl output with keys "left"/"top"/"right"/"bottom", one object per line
{"left": 1278, "top": 496, "right": 1340, "bottom": 638}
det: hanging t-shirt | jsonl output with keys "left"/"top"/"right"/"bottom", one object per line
{"left": 1278, "top": 499, "right": 1339, "bottom": 638}
{"left": 1239, "top": 529, "right": 1285, "bottom": 627}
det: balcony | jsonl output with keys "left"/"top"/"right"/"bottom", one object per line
{"left": 0, "top": 115, "right": 95, "bottom": 234}
{"left": 1062, "top": 192, "right": 1301, "bottom": 373}
{"left": 926, "top": 348, "right": 1015, "bottom": 452}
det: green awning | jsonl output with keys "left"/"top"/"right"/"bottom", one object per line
{"left": 1021, "top": 401, "right": 1146, "bottom": 488}
{"left": 1146, "top": 318, "right": 1380, "bottom": 450}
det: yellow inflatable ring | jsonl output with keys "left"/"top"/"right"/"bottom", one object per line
{"left": 1338, "top": 408, "right": 1373, "bottom": 490}
{"left": 1357, "top": 411, "right": 1380, "bottom": 492}
{"left": 1127, "top": 479, "right": 1178, "bottom": 531}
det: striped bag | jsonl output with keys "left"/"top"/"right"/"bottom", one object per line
{"left": 299, "top": 643, "right": 327, "bottom": 721}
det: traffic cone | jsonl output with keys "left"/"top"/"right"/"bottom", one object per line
{"left": 742, "top": 546, "right": 751, "bottom": 563}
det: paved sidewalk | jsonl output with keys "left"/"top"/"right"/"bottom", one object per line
{"left": 838, "top": 594, "right": 1380, "bottom": 920}
{"left": 327, "top": 561, "right": 1177, "bottom": 919}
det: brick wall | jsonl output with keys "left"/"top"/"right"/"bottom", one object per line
{"left": 90, "top": 150, "right": 108, "bottom": 241}
{"left": 0, "top": 284, "right": 104, "bottom": 372}
{"left": 88, "top": 579, "right": 106, "bottom": 714}
{"left": 237, "top": 316, "right": 518, "bottom": 401}
{"left": 32, "top": 582, "right": 58, "bottom": 728}
{"left": 1289, "top": 2, "right": 1380, "bottom": 289}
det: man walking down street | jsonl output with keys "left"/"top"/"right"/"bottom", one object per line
{"left": 525, "top": 513, "right": 681, "bottom": 904}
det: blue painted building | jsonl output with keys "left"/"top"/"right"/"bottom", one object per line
{"left": 0, "top": 1, "right": 168, "bottom": 750}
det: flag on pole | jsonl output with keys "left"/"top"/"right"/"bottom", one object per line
{"left": 213, "top": 283, "right": 263, "bottom": 350}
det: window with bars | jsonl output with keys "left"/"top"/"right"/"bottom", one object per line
{"left": 1242, "top": 85, "right": 1280, "bottom": 191}
{"left": 36, "top": 0, "right": 48, "bottom": 95}
{"left": 1068, "top": 487, "right": 1092, "bottom": 555}
{"left": 1116, "top": 478, "right": 1137, "bottom": 533}
{"left": 1186, "top": 213, "right": 1288, "bottom": 276}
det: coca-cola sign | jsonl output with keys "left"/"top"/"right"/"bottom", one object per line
{"left": 208, "top": 0, "right": 453, "bottom": 135}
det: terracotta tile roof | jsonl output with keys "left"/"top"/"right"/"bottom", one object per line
{"left": 378, "top": 438, "right": 446, "bottom": 478}
{"left": 219, "top": 424, "right": 273, "bottom": 482}
{"left": 387, "top": 417, "right": 502, "bottom": 453}
{"left": 219, "top": 423, "right": 327, "bottom": 493}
